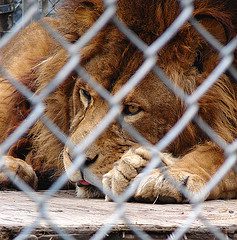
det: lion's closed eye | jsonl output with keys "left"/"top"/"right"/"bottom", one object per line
{"left": 79, "top": 88, "right": 92, "bottom": 108}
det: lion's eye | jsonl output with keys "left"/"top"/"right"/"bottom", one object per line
{"left": 122, "top": 105, "right": 142, "bottom": 116}
{"left": 80, "top": 89, "right": 91, "bottom": 102}
{"left": 193, "top": 51, "right": 204, "bottom": 73}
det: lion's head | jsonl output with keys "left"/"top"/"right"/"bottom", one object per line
{"left": 61, "top": 0, "right": 237, "bottom": 198}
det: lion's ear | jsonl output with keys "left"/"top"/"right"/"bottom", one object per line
{"left": 194, "top": 0, "right": 237, "bottom": 44}
{"left": 80, "top": 0, "right": 102, "bottom": 9}
{"left": 198, "top": 17, "right": 229, "bottom": 45}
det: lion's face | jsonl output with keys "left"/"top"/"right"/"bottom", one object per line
{"left": 63, "top": 65, "right": 181, "bottom": 197}
{"left": 62, "top": 1, "right": 235, "bottom": 198}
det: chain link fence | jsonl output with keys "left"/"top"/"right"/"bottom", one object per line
{"left": 0, "top": 0, "right": 237, "bottom": 239}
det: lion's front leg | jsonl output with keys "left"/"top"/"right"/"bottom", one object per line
{"left": 103, "top": 143, "right": 237, "bottom": 203}
{"left": 0, "top": 156, "right": 38, "bottom": 190}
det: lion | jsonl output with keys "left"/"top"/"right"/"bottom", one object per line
{"left": 0, "top": 0, "right": 237, "bottom": 203}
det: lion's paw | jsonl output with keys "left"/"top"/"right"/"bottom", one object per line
{"left": 0, "top": 156, "right": 38, "bottom": 190}
{"left": 102, "top": 147, "right": 176, "bottom": 201}
{"left": 134, "top": 167, "right": 207, "bottom": 203}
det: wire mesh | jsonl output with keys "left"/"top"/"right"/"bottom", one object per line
{"left": 0, "top": 0, "right": 237, "bottom": 239}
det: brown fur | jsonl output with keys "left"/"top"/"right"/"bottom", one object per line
{"left": 0, "top": 0, "right": 237, "bottom": 202}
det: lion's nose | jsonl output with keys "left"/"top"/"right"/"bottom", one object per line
{"left": 67, "top": 151, "right": 98, "bottom": 167}
{"left": 63, "top": 149, "right": 83, "bottom": 183}
{"left": 84, "top": 154, "right": 99, "bottom": 167}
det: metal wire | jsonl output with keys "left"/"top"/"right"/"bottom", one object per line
{"left": 0, "top": 0, "right": 236, "bottom": 239}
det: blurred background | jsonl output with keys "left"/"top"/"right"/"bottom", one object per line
{"left": 0, "top": 0, "right": 61, "bottom": 36}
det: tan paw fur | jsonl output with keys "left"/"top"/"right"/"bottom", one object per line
{"left": 0, "top": 156, "right": 38, "bottom": 189}
{"left": 102, "top": 147, "right": 178, "bottom": 201}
